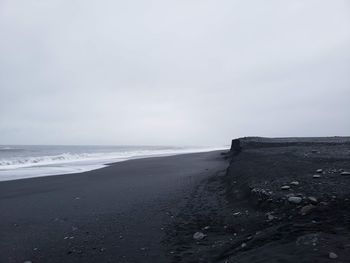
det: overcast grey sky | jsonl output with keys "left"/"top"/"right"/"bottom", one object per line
{"left": 0, "top": 0, "right": 349, "bottom": 146}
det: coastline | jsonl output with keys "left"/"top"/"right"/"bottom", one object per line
{"left": 0, "top": 146, "right": 226, "bottom": 182}
{"left": 2, "top": 137, "right": 350, "bottom": 262}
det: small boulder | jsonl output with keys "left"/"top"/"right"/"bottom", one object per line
{"left": 288, "top": 196, "right": 302, "bottom": 204}
{"left": 313, "top": 174, "right": 321, "bottom": 178}
{"left": 290, "top": 181, "right": 299, "bottom": 186}
{"left": 193, "top": 232, "right": 206, "bottom": 241}
{"left": 329, "top": 252, "right": 338, "bottom": 259}
{"left": 316, "top": 169, "right": 323, "bottom": 173}
{"left": 341, "top": 171, "right": 350, "bottom": 176}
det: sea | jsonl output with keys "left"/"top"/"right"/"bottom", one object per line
{"left": 0, "top": 145, "right": 225, "bottom": 182}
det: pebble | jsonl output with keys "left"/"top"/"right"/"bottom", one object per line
{"left": 267, "top": 214, "right": 275, "bottom": 221}
{"left": 341, "top": 171, "right": 350, "bottom": 176}
{"left": 313, "top": 174, "right": 321, "bottom": 178}
{"left": 290, "top": 181, "right": 299, "bottom": 186}
{"left": 316, "top": 169, "right": 323, "bottom": 173}
{"left": 300, "top": 204, "right": 316, "bottom": 215}
{"left": 308, "top": 196, "right": 318, "bottom": 204}
{"left": 281, "top": 185, "right": 290, "bottom": 190}
{"left": 288, "top": 196, "right": 302, "bottom": 204}
{"left": 193, "top": 232, "right": 206, "bottom": 241}
{"left": 329, "top": 252, "right": 338, "bottom": 259}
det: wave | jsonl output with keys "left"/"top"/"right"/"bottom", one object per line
{"left": 0, "top": 147, "right": 225, "bottom": 171}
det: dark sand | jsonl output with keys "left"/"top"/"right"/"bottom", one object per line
{"left": 0, "top": 151, "right": 227, "bottom": 263}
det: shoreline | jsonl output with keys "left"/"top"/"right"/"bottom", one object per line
{"left": 0, "top": 147, "right": 226, "bottom": 183}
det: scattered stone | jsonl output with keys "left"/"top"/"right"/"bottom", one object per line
{"left": 281, "top": 185, "right": 290, "bottom": 190}
{"left": 288, "top": 196, "right": 302, "bottom": 204}
{"left": 316, "top": 169, "right": 323, "bottom": 173}
{"left": 267, "top": 214, "right": 275, "bottom": 221}
{"left": 290, "top": 181, "right": 299, "bottom": 185}
{"left": 341, "top": 171, "right": 350, "bottom": 176}
{"left": 308, "top": 196, "right": 318, "bottom": 204}
{"left": 193, "top": 232, "right": 206, "bottom": 241}
{"left": 313, "top": 174, "right": 321, "bottom": 178}
{"left": 329, "top": 252, "right": 338, "bottom": 259}
{"left": 300, "top": 204, "right": 316, "bottom": 215}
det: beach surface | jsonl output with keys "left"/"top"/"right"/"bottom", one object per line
{"left": 0, "top": 150, "right": 227, "bottom": 263}
{"left": 2, "top": 137, "right": 350, "bottom": 263}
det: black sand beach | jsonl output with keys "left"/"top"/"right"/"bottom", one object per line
{"left": 0, "top": 151, "right": 227, "bottom": 263}
{"left": 2, "top": 137, "right": 350, "bottom": 263}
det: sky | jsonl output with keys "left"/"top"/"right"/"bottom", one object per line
{"left": 0, "top": 0, "right": 349, "bottom": 146}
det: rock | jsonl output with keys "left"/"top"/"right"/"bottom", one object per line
{"left": 288, "top": 196, "right": 302, "bottom": 204}
{"left": 203, "top": 226, "right": 210, "bottom": 230}
{"left": 290, "top": 181, "right": 299, "bottom": 185}
{"left": 267, "top": 214, "right": 275, "bottom": 221}
{"left": 316, "top": 169, "right": 323, "bottom": 173}
{"left": 308, "top": 196, "right": 318, "bottom": 204}
{"left": 341, "top": 171, "right": 350, "bottom": 176}
{"left": 233, "top": 212, "right": 241, "bottom": 216}
{"left": 193, "top": 232, "right": 206, "bottom": 241}
{"left": 329, "top": 252, "right": 338, "bottom": 259}
{"left": 23, "top": 261, "right": 32, "bottom": 263}
{"left": 241, "top": 242, "right": 247, "bottom": 248}
{"left": 230, "top": 139, "right": 242, "bottom": 156}
{"left": 300, "top": 204, "right": 316, "bottom": 215}
{"left": 313, "top": 174, "right": 321, "bottom": 178}
{"left": 281, "top": 185, "right": 291, "bottom": 190}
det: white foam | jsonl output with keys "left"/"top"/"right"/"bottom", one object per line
{"left": 0, "top": 147, "right": 226, "bottom": 182}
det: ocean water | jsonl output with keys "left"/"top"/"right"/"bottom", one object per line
{"left": 0, "top": 145, "right": 225, "bottom": 181}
